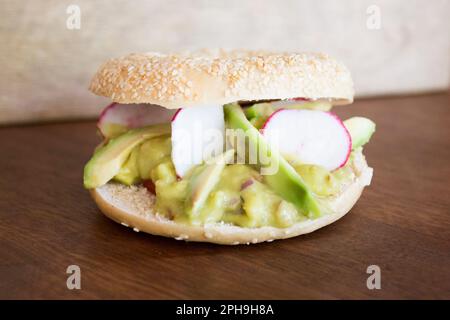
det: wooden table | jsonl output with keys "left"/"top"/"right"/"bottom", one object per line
{"left": 1, "top": 92, "right": 449, "bottom": 299}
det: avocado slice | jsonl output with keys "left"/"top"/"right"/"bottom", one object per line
{"left": 137, "top": 135, "right": 171, "bottom": 180}
{"left": 224, "top": 103, "right": 321, "bottom": 218}
{"left": 344, "top": 117, "right": 376, "bottom": 149}
{"left": 185, "top": 149, "right": 235, "bottom": 218}
{"left": 83, "top": 124, "right": 170, "bottom": 189}
{"left": 99, "top": 123, "right": 129, "bottom": 139}
{"left": 113, "top": 146, "right": 141, "bottom": 185}
{"left": 244, "top": 103, "right": 275, "bottom": 129}
{"left": 244, "top": 103, "right": 274, "bottom": 119}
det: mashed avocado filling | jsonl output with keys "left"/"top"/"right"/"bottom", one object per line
{"left": 109, "top": 139, "right": 355, "bottom": 227}
{"left": 84, "top": 103, "right": 373, "bottom": 228}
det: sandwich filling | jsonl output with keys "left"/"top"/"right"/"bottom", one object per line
{"left": 84, "top": 100, "right": 375, "bottom": 228}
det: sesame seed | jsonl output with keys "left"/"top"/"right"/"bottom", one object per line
{"left": 89, "top": 49, "right": 353, "bottom": 107}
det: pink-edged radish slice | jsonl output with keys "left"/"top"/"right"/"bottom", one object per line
{"left": 97, "top": 103, "right": 174, "bottom": 138}
{"left": 171, "top": 105, "right": 225, "bottom": 177}
{"left": 261, "top": 109, "right": 351, "bottom": 171}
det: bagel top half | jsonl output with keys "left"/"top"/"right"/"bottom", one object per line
{"left": 89, "top": 49, "right": 354, "bottom": 108}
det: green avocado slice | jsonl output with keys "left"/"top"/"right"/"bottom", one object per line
{"left": 344, "top": 117, "right": 376, "bottom": 149}
{"left": 113, "top": 146, "right": 141, "bottom": 185}
{"left": 224, "top": 103, "right": 321, "bottom": 218}
{"left": 185, "top": 149, "right": 235, "bottom": 218}
{"left": 244, "top": 103, "right": 274, "bottom": 120}
{"left": 83, "top": 124, "right": 170, "bottom": 189}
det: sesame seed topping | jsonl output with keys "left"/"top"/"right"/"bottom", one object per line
{"left": 89, "top": 49, "right": 354, "bottom": 107}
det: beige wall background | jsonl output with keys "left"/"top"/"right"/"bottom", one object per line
{"left": 0, "top": 0, "right": 448, "bottom": 124}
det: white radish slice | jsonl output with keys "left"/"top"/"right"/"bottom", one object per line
{"left": 261, "top": 109, "right": 351, "bottom": 171}
{"left": 171, "top": 105, "right": 225, "bottom": 177}
{"left": 97, "top": 103, "right": 173, "bottom": 138}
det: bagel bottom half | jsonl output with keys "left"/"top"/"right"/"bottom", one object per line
{"left": 90, "top": 152, "right": 373, "bottom": 245}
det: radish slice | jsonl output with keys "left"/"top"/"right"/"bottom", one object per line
{"left": 261, "top": 109, "right": 351, "bottom": 171}
{"left": 171, "top": 105, "right": 225, "bottom": 177}
{"left": 97, "top": 103, "right": 174, "bottom": 138}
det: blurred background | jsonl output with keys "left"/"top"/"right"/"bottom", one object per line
{"left": 0, "top": 0, "right": 448, "bottom": 124}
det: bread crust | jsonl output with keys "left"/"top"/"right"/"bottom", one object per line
{"left": 90, "top": 152, "right": 372, "bottom": 245}
{"left": 89, "top": 50, "right": 354, "bottom": 109}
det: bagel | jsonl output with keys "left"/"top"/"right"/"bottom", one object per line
{"left": 89, "top": 49, "right": 354, "bottom": 108}
{"left": 85, "top": 50, "right": 374, "bottom": 245}
{"left": 90, "top": 150, "right": 372, "bottom": 245}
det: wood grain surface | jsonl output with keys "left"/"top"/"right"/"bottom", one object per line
{"left": 0, "top": 92, "right": 449, "bottom": 299}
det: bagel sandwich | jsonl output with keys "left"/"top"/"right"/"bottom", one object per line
{"left": 83, "top": 50, "right": 375, "bottom": 245}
